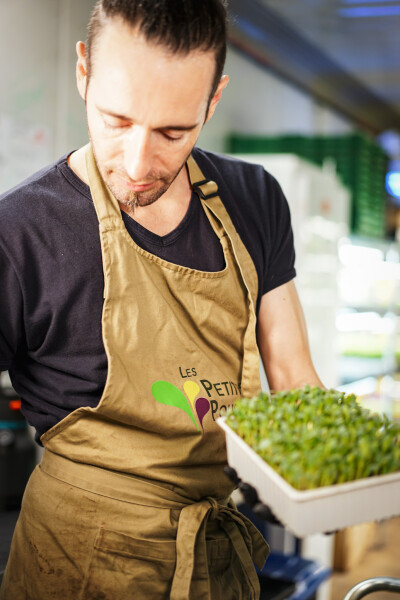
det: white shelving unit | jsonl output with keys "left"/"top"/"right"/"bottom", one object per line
{"left": 337, "top": 237, "right": 400, "bottom": 386}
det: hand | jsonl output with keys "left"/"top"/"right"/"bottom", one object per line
{"left": 224, "top": 466, "right": 282, "bottom": 525}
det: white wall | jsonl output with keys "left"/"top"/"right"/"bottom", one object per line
{"left": 198, "top": 45, "right": 354, "bottom": 153}
{"left": 0, "top": 0, "right": 59, "bottom": 135}
{"left": 0, "top": 0, "right": 94, "bottom": 192}
{"left": 54, "top": 0, "right": 96, "bottom": 155}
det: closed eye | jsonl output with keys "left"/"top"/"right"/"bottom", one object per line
{"left": 161, "top": 131, "right": 184, "bottom": 142}
{"left": 103, "top": 117, "right": 130, "bottom": 130}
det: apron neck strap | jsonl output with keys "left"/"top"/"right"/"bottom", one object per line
{"left": 186, "top": 155, "right": 219, "bottom": 200}
{"left": 85, "top": 144, "right": 122, "bottom": 224}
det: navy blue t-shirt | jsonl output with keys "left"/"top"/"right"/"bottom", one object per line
{"left": 0, "top": 147, "right": 295, "bottom": 441}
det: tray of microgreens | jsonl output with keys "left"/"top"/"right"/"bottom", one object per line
{"left": 217, "top": 386, "right": 400, "bottom": 537}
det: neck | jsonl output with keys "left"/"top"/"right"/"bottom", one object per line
{"left": 67, "top": 145, "right": 90, "bottom": 185}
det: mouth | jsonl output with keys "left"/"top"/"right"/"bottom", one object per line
{"left": 115, "top": 173, "right": 155, "bottom": 192}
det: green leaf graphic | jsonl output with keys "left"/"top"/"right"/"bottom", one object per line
{"left": 151, "top": 380, "right": 199, "bottom": 431}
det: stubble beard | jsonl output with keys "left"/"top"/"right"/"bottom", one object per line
{"left": 105, "top": 177, "right": 170, "bottom": 214}
{"left": 90, "top": 141, "right": 192, "bottom": 215}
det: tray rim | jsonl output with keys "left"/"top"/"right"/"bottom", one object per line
{"left": 217, "top": 415, "right": 400, "bottom": 503}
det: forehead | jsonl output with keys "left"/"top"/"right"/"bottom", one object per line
{"left": 88, "top": 18, "right": 216, "bottom": 120}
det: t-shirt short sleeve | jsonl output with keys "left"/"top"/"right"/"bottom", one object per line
{"left": 262, "top": 174, "right": 296, "bottom": 295}
{"left": 0, "top": 244, "right": 23, "bottom": 370}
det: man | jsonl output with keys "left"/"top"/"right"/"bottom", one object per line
{"left": 0, "top": 0, "right": 322, "bottom": 598}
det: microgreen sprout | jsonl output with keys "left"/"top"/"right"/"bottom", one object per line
{"left": 226, "top": 386, "right": 400, "bottom": 490}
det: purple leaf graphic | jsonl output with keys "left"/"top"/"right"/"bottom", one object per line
{"left": 195, "top": 397, "right": 210, "bottom": 431}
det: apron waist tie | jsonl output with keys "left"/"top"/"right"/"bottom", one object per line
{"left": 40, "top": 450, "right": 269, "bottom": 598}
{"left": 170, "top": 497, "right": 269, "bottom": 600}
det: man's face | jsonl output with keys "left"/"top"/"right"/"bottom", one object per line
{"left": 78, "top": 19, "right": 223, "bottom": 210}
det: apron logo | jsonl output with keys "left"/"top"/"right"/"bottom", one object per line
{"left": 151, "top": 380, "right": 210, "bottom": 432}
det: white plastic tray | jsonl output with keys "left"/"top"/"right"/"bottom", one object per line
{"left": 218, "top": 416, "right": 400, "bottom": 537}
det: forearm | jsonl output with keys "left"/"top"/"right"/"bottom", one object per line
{"left": 257, "top": 281, "right": 324, "bottom": 391}
{"left": 262, "top": 355, "right": 324, "bottom": 392}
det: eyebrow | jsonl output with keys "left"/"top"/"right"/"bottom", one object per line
{"left": 96, "top": 106, "right": 199, "bottom": 131}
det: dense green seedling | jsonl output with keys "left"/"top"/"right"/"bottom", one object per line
{"left": 226, "top": 386, "right": 400, "bottom": 490}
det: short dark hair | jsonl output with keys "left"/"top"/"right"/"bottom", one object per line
{"left": 86, "top": 0, "right": 228, "bottom": 98}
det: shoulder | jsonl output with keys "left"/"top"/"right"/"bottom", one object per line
{"left": 0, "top": 154, "right": 77, "bottom": 216}
{"left": 0, "top": 154, "right": 96, "bottom": 275}
{"left": 192, "top": 147, "right": 290, "bottom": 229}
{"left": 192, "top": 147, "right": 287, "bottom": 216}
{"left": 0, "top": 154, "right": 92, "bottom": 236}
{"left": 1, "top": 156, "right": 64, "bottom": 199}
{"left": 191, "top": 147, "right": 295, "bottom": 310}
{"left": 0, "top": 156, "right": 62, "bottom": 223}
{"left": 192, "top": 147, "right": 278, "bottom": 190}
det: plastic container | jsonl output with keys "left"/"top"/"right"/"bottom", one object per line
{"left": 218, "top": 417, "right": 400, "bottom": 537}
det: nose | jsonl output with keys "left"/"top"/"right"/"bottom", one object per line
{"left": 123, "top": 126, "right": 154, "bottom": 182}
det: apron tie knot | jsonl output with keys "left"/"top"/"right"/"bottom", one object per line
{"left": 170, "top": 498, "right": 269, "bottom": 600}
{"left": 206, "top": 496, "right": 220, "bottom": 520}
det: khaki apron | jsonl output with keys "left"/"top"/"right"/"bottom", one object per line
{"left": 0, "top": 147, "right": 269, "bottom": 599}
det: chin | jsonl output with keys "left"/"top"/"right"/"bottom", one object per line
{"left": 110, "top": 182, "right": 169, "bottom": 209}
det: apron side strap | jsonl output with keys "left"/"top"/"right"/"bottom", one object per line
{"left": 170, "top": 502, "right": 211, "bottom": 600}
{"left": 225, "top": 509, "right": 270, "bottom": 570}
{"left": 220, "top": 518, "right": 261, "bottom": 600}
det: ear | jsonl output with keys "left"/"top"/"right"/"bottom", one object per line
{"left": 205, "top": 75, "right": 229, "bottom": 123}
{"left": 76, "top": 41, "right": 88, "bottom": 100}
